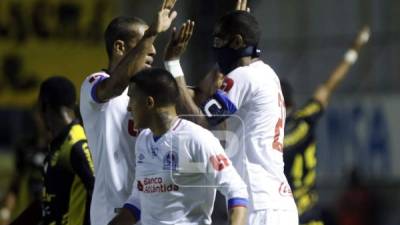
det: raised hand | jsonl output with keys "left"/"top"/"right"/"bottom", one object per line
{"left": 235, "top": 0, "right": 250, "bottom": 12}
{"left": 148, "top": 0, "right": 178, "bottom": 35}
{"left": 353, "top": 25, "right": 370, "bottom": 51}
{"left": 165, "top": 20, "right": 195, "bottom": 61}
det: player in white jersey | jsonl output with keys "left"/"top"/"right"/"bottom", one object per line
{"left": 109, "top": 68, "right": 248, "bottom": 225}
{"left": 80, "top": 1, "right": 179, "bottom": 224}
{"left": 196, "top": 9, "right": 298, "bottom": 225}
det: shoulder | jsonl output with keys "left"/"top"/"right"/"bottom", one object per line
{"left": 136, "top": 129, "right": 151, "bottom": 144}
{"left": 177, "top": 119, "right": 219, "bottom": 146}
{"left": 68, "top": 124, "right": 87, "bottom": 145}
{"left": 83, "top": 71, "right": 110, "bottom": 84}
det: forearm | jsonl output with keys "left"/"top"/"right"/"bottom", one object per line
{"left": 314, "top": 26, "right": 369, "bottom": 106}
{"left": 194, "top": 67, "right": 223, "bottom": 106}
{"left": 229, "top": 207, "right": 247, "bottom": 225}
{"left": 175, "top": 77, "right": 208, "bottom": 127}
{"left": 97, "top": 32, "right": 157, "bottom": 101}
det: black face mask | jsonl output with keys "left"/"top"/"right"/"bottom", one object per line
{"left": 213, "top": 44, "right": 261, "bottom": 75}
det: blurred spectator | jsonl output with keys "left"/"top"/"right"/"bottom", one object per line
{"left": 337, "top": 168, "right": 378, "bottom": 225}
{"left": 0, "top": 109, "right": 48, "bottom": 225}
{"left": 9, "top": 2, "right": 27, "bottom": 43}
{"left": 32, "top": 0, "right": 52, "bottom": 39}
{"left": 86, "top": 0, "right": 108, "bottom": 43}
{"left": 57, "top": 1, "right": 81, "bottom": 39}
{"left": 1, "top": 54, "right": 38, "bottom": 91}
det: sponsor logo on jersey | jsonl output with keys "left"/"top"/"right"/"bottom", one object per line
{"left": 278, "top": 182, "right": 293, "bottom": 197}
{"left": 220, "top": 77, "right": 234, "bottom": 92}
{"left": 163, "top": 151, "right": 178, "bottom": 171}
{"left": 137, "top": 178, "right": 179, "bottom": 193}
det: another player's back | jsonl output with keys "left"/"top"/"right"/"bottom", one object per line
{"left": 223, "top": 61, "right": 296, "bottom": 210}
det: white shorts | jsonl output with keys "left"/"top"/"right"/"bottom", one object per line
{"left": 248, "top": 208, "right": 299, "bottom": 225}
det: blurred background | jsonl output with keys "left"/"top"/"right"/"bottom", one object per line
{"left": 0, "top": 0, "right": 399, "bottom": 224}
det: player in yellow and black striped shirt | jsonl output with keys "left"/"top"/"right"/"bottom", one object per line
{"left": 11, "top": 77, "right": 94, "bottom": 225}
{"left": 281, "top": 26, "right": 370, "bottom": 225}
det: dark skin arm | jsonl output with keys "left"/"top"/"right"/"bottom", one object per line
{"left": 96, "top": 0, "right": 178, "bottom": 102}
{"left": 313, "top": 26, "right": 370, "bottom": 108}
{"left": 164, "top": 20, "right": 208, "bottom": 127}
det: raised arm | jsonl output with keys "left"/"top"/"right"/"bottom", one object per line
{"left": 314, "top": 26, "right": 370, "bottom": 108}
{"left": 164, "top": 20, "right": 208, "bottom": 127}
{"left": 96, "top": 0, "right": 178, "bottom": 102}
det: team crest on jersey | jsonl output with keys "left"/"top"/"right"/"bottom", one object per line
{"left": 163, "top": 151, "right": 178, "bottom": 171}
{"left": 138, "top": 153, "right": 145, "bottom": 164}
{"left": 220, "top": 77, "right": 234, "bottom": 92}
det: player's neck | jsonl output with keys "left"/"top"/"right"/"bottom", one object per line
{"left": 49, "top": 112, "right": 75, "bottom": 141}
{"left": 237, "top": 56, "right": 253, "bottom": 67}
{"left": 150, "top": 107, "right": 178, "bottom": 137}
{"left": 108, "top": 57, "right": 121, "bottom": 74}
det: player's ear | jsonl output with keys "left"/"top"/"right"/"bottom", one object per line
{"left": 113, "top": 40, "right": 126, "bottom": 56}
{"left": 230, "top": 34, "right": 245, "bottom": 50}
{"left": 146, "top": 96, "right": 155, "bottom": 109}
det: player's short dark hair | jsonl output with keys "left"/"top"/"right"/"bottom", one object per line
{"left": 130, "top": 68, "right": 180, "bottom": 107}
{"left": 280, "top": 79, "right": 294, "bottom": 108}
{"left": 104, "top": 16, "right": 147, "bottom": 59}
{"left": 39, "top": 76, "right": 76, "bottom": 111}
{"left": 216, "top": 11, "right": 261, "bottom": 46}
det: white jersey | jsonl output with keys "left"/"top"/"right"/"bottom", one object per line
{"left": 125, "top": 119, "right": 248, "bottom": 225}
{"left": 80, "top": 71, "right": 138, "bottom": 225}
{"left": 202, "top": 61, "right": 297, "bottom": 211}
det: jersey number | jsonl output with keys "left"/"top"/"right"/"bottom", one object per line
{"left": 272, "top": 93, "right": 285, "bottom": 152}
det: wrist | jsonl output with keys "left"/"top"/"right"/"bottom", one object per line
{"left": 344, "top": 49, "right": 358, "bottom": 64}
{"left": 164, "top": 60, "right": 184, "bottom": 78}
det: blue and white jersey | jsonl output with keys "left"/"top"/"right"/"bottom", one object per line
{"left": 202, "top": 61, "right": 297, "bottom": 211}
{"left": 80, "top": 71, "right": 138, "bottom": 225}
{"left": 125, "top": 119, "right": 248, "bottom": 225}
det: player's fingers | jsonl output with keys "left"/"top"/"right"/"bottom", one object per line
{"left": 185, "top": 21, "right": 195, "bottom": 42}
{"left": 165, "top": 0, "right": 177, "bottom": 10}
{"left": 247, "top": 7, "right": 251, "bottom": 12}
{"left": 161, "top": 0, "right": 167, "bottom": 9}
{"left": 235, "top": 0, "right": 241, "bottom": 10}
{"left": 183, "top": 20, "right": 192, "bottom": 42}
{"left": 177, "top": 22, "right": 187, "bottom": 42}
{"left": 169, "top": 10, "right": 178, "bottom": 21}
{"left": 241, "top": 0, "right": 247, "bottom": 10}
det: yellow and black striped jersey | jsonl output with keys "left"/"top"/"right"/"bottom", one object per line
{"left": 42, "top": 121, "right": 94, "bottom": 225}
{"left": 283, "top": 99, "right": 324, "bottom": 216}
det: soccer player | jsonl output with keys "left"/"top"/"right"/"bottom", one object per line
{"left": 79, "top": 0, "right": 179, "bottom": 224}
{"left": 195, "top": 9, "right": 299, "bottom": 225}
{"left": 11, "top": 76, "right": 94, "bottom": 225}
{"left": 109, "top": 68, "right": 248, "bottom": 225}
{"left": 282, "top": 26, "right": 370, "bottom": 225}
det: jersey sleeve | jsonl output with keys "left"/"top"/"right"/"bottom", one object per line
{"left": 191, "top": 133, "right": 249, "bottom": 209}
{"left": 294, "top": 99, "right": 324, "bottom": 125}
{"left": 80, "top": 72, "right": 110, "bottom": 109}
{"left": 200, "top": 71, "right": 251, "bottom": 126}
{"left": 123, "top": 180, "right": 141, "bottom": 221}
{"left": 70, "top": 140, "right": 95, "bottom": 193}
